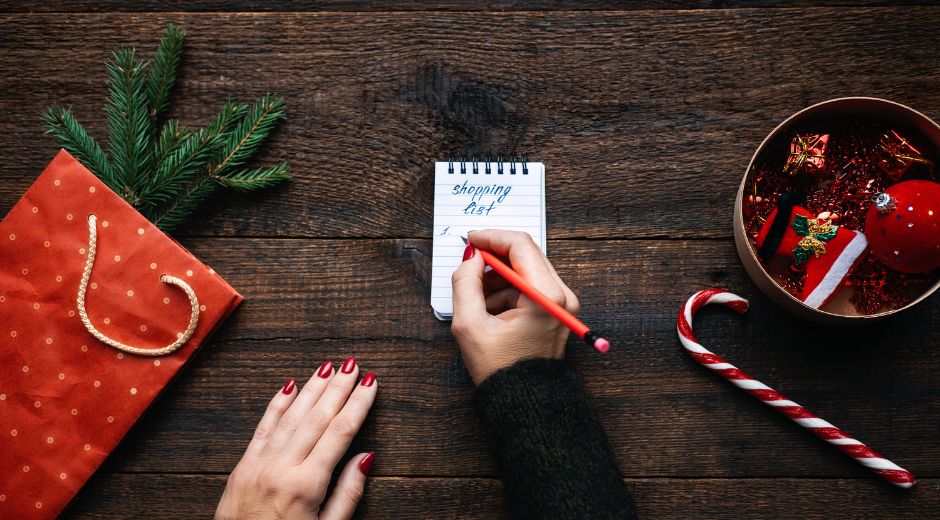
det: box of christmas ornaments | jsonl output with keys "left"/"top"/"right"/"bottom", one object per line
{"left": 734, "top": 97, "right": 940, "bottom": 323}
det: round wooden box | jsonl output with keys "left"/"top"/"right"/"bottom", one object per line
{"left": 733, "top": 97, "right": 940, "bottom": 324}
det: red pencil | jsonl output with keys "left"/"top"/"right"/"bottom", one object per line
{"left": 462, "top": 237, "right": 610, "bottom": 353}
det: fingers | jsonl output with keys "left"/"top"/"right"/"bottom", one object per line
{"left": 280, "top": 358, "right": 360, "bottom": 463}
{"left": 468, "top": 229, "right": 566, "bottom": 306}
{"left": 244, "top": 380, "right": 299, "bottom": 458}
{"left": 482, "top": 266, "right": 512, "bottom": 295}
{"left": 318, "top": 452, "right": 374, "bottom": 520}
{"left": 451, "top": 247, "right": 489, "bottom": 324}
{"left": 485, "top": 287, "right": 521, "bottom": 315}
{"left": 261, "top": 362, "right": 336, "bottom": 457}
{"left": 304, "top": 371, "right": 378, "bottom": 471}
{"left": 541, "top": 256, "right": 580, "bottom": 315}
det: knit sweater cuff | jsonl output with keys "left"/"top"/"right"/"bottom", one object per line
{"left": 473, "top": 358, "right": 636, "bottom": 519}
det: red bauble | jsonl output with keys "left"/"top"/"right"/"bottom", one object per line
{"left": 865, "top": 180, "right": 940, "bottom": 273}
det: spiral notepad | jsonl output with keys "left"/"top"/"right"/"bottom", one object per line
{"left": 431, "top": 159, "right": 546, "bottom": 320}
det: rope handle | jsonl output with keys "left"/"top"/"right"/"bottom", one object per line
{"left": 77, "top": 214, "right": 200, "bottom": 357}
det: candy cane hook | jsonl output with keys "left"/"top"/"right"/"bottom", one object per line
{"left": 677, "top": 289, "right": 914, "bottom": 489}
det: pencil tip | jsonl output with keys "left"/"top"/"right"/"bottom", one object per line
{"left": 460, "top": 236, "right": 468, "bottom": 244}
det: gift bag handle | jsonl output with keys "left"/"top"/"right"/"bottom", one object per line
{"left": 77, "top": 214, "right": 200, "bottom": 357}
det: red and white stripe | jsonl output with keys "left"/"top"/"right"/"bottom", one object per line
{"left": 677, "top": 289, "right": 915, "bottom": 489}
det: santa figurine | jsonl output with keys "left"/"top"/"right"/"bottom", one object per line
{"left": 756, "top": 194, "right": 868, "bottom": 309}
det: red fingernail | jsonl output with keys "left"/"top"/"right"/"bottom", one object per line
{"left": 462, "top": 244, "right": 475, "bottom": 261}
{"left": 360, "top": 371, "right": 376, "bottom": 387}
{"left": 341, "top": 357, "right": 356, "bottom": 374}
{"left": 359, "top": 452, "right": 376, "bottom": 475}
{"left": 317, "top": 361, "right": 333, "bottom": 379}
{"left": 281, "top": 379, "right": 295, "bottom": 395}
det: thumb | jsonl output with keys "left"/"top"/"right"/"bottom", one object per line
{"left": 451, "top": 245, "right": 488, "bottom": 323}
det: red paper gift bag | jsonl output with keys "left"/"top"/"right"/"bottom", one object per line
{"left": 0, "top": 150, "right": 243, "bottom": 517}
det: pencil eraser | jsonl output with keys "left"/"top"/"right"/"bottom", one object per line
{"left": 594, "top": 337, "right": 610, "bottom": 353}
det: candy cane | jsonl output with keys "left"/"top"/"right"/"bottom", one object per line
{"left": 677, "top": 289, "right": 915, "bottom": 489}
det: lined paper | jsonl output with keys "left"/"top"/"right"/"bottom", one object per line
{"left": 431, "top": 161, "right": 546, "bottom": 320}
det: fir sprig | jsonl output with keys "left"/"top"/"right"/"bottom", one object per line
{"left": 145, "top": 100, "right": 246, "bottom": 207}
{"left": 147, "top": 23, "right": 185, "bottom": 122}
{"left": 41, "top": 107, "right": 118, "bottom": 193}
{"left": 211, "top": 95, "right": 285, "bottom": 177}
{"left": 215, "top": 163, "right": 292, "bottom": 191}
{"left": 42, "top": 24, "right": 290, "bottom": 232}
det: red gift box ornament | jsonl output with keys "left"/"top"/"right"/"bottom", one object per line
{"left": 784, "top": 133, "right": 829, "bottom": 176}
{"left": 877, "top": 130, "right": 933, "bottom": 182}
{"left": 756, "top": 200, "right": 868, "bottom": 309}
{"left": 0, "top": 150, "right": 243, "bottom": 518}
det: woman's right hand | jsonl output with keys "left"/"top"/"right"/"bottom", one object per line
{"left": 450, "top": 229, "right": 580, "bottom": 384}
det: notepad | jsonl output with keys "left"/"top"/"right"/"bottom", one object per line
{"left": 431, "top": 160, "right": 546, "bottom": 320}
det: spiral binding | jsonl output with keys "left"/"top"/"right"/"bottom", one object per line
{"left": 447, "top": 156, "right": 530, "bottom": 175}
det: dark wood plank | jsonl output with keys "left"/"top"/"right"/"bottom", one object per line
{"left": 65, "top": 238, "right": 939, "bottom": 479}
{"left": 2, "top": 10, "right": 940, "bottom": 238}
{"left": 4, "top": 1, "right": 939, "bottom": 13}
{"left": 62, "top": 474, "right": 940, "bottom": 519}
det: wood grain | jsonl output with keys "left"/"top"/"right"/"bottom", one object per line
{"left": 2, "top": 10, "right": 940, "bottom": 238}
{"left": 4, "top": 1, "right": 937, "bottom": 13}
{"left": 67, "top": 238, "right": 939, "bottom": 479}
{"left": 63, "top": 474, "right": 940, "bottom": 519}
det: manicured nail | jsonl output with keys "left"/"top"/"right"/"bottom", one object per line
{"left": 360, "top": 371, "right": 376, "bottom": 387}
{"left": 317, "top": 361, "right": 333, "bottom": 379}
{"left": 341, "top": 357, "right": 356, "bottom": 374}
{"left": 359, "top": 452, "right": 376, "bottom": 475}
{"left": 462, "top": 244, "right": 475, "bottom": 261}
{"left": 281, "top": 379, "right": 296, "bottom": 395}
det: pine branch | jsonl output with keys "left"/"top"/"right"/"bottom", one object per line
{"left": 152, "top": 119, "right": 189, "bottom": 168}
{"left": 210, "top": 95, "right": 285, "bottom": 177}
{"left": 214, "top": 162, "right": 291, "bottom": 191}
{"left": 147, "top": 23, "right": 185, "bottom": 122}
{"left": 105, "top": 48, "right": 152, "bottom": 202}
{"left": 147, "top": 101, "right": 248, "bottom": 228}
{"left": 144, "top": 100, "right": 246, "bottom": 205}
{"left": 42, "top": 106, "right": 120, "bottom": 193}
{"left": 41, "top": 24, "right": 290, "bottom": 232}
{"left": 151, "top": 180, "right": 216, "bottom": 231}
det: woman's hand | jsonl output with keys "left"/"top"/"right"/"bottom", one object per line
{"left": 215, "top": 358, "right": 378, "bottom": 520}
{"left": 450, "top": 230, "right": 579, "bottom": 384}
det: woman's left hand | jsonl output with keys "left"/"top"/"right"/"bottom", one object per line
{"left": 215, "top": 357, "right": 378, "bottom": 520}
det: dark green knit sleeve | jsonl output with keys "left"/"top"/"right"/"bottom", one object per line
{"left": 472, "top": 358, "right": 636, "bottom": 520}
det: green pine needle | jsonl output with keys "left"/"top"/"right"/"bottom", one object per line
{"left": 152, "top": 181, "right": 217, "bottom": 232}
{"left": 145, "top": 100, "right": 246, "bottom": 204}
{"left": 42, "top": 23, "right": 289, "bottom": 233}
{"left": 105, "top": 48, "right": 152, "bottom": 202}
{"left": 211, "top": 95, "right": 285, "bottom": 177}
{"left": 152, "top": 119, "right": 189, "bottom": 168}
{"left": 215, "top": 162, "right": 291, "bottom": 191}
{"left": 42, "top": 106, "right": 120, "bottom": 193}
{"left": 147, "top": 23, "right": 185, "bottom": 122}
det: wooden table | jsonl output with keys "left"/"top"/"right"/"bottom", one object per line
{"left": 1, "top": 2, "right": 939, "bottom": 518}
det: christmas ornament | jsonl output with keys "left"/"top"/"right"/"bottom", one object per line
{"left": 876, "top": 130, "right": 933, "bottom": 182}
{"left": 42, "top": 24, "right": 290, "bottom": 231}
{"left": 677, "top": 289, "right": 915, "bottom": 488}
{"left": 756, "top": 201, "right": 867, "bottom": 309}
{"left": 865, "top": 180, "right": 940, "bottom": 274}
{"left": 745, "top": 117, "right": 940, "bottom": 314}
{"left": 784, "top": 133, "right": 829, "bottom": 176}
